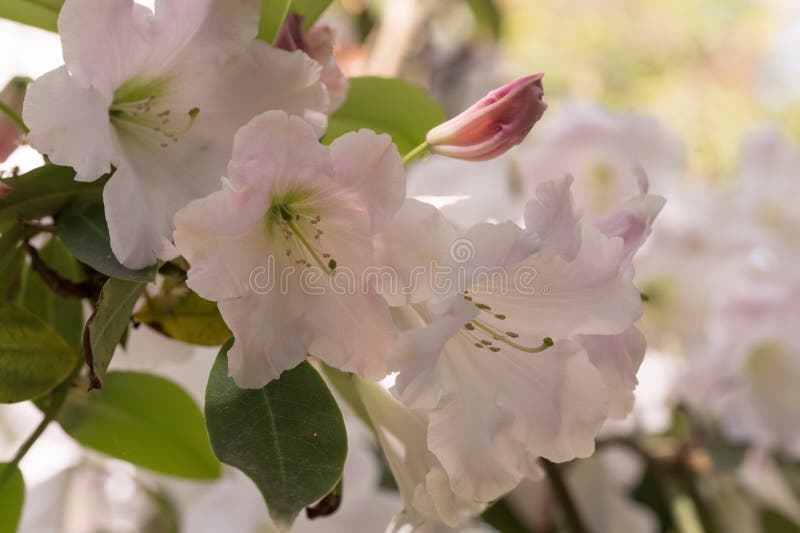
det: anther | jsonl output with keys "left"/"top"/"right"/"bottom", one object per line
{"left": 494, "top": 314, "right": 506, "bottom": 320}
{"left": 489, "top": 347, "right": 501, "bottom": 352}
{"left": 506, "top": 331, "right": 519, "bottom": 338}
{"left": 464, "top": 323, "right": 475, "bottom": 331}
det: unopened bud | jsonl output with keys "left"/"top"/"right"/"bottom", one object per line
{"left": 426, "top": 74, "right": 547, "bottom": 161}
{"left": 0, "top": 77, "right": 30, "bottom": 163}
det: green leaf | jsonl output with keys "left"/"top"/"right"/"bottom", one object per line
{"left": 0, "top": 302, "right": 78, "bottom": 403}
{"left": 0, "top": 0, "right": 62, "bottom": 33}
{"left": 56, "top": 371, "right": 221, "bottom": 479}
{"left": 205, "top": 342, "right": 347, "bottom": 529}
{"left": 88, "top": 278, "right": 147, "bottom": 381}
{"left": 135, "top": 287, "right": 230, "bottom": 347}
{"left": 0, "top": 165, "right": 103, "bottom": 233}
{"left": 290, "top": 0, "right": 332, "bottom": 27}
{"left": 464, "top": 0, "right": 502, "bottom": 39}
{"left": 58, "top": 202, "right": 157, "bottom": 282}
{"left": 0, "top": 240, "right": 24, "bottom": 301}
{"left": 258, "top": 0, "right": 292, "bottom": 43}
{"left": 18, "top": 236, "right": 84, "bottom": 348}
{"left": 0, "top": 463, "right": 24, "bottom": 533}
{"left": 323, "top": 77, "right": 447, "bottom": 156}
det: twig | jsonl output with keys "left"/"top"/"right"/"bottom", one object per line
{"left": 24, "top": 241, "right": 96, "bottom": 299}
{"left": 82, "top": 307, "right": 102, "bottom": 391}
{"left": 540, "top": 459, "right": 590, "bottom": 533}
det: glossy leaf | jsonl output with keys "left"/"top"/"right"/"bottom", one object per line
{"left": 258, "top": 0, "right": 292, "bottom": 43}
{"left": 88, "top": 279, "right": 147, "bottom": 380}
{"left": 206, "top": 343, "right": 347, "bottom": 529}
{"left": 323, "top": 77, "right": 447, "bottom": 156}
{"left": 0, "top": 165, "right": 103, "bottom": 233}
{"left": 135, "top": 287, "right": 230, "bottom": 347}
{"left": 290, "top": 0, "right": 332, "bottom": 27}
{"left": 0, "top": 303, "right": 78, "bottom": 403}
{"left": 18, "top": 237, "right": 84, "bottom": 348}
{"left": 56, "top": 371, "right": 221, "bottom": 479}
{"left": 58, "top": 202, "right": 157, "bottom": 282}
{"left": 0, "top": 0, "right": 62, "bottom": 33}
{"left": 0, "top": 463, "right": 24, "bottom": 533}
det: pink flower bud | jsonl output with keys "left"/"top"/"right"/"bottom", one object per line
{"left": 276, "top": 14, "right": 349, "bottom": 111}
{"left": 426, "top": 74, "right": 547, "bottom": 161}
{"left": 0, "top": 77, "right": 29, "bottom": 163}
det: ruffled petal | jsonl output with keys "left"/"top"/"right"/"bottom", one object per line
{"left": 218, "top": 292, "right": 310, "bottom": 388}
{"left": 173, "top": 186, "right": 272, "bottom": 301}
{"left": 524, "top": 175, "right": 582, "bottom": 261}
{"left": 330, "top": 129, "right": 406, "bottom": 232}
{"left": 306, "top": 288, "right": 396, "bottom": 381}
{"left": 473, "top": 225, "right": 642, "bottom": 340}
{"left": 23, "top": 66, "right": 115, "bottom": 181}
{"left": 374, "top": 199, "right": 460, "bottom": 305}
{"left": 577, "top": 327, "right": 647, "bottom": 419}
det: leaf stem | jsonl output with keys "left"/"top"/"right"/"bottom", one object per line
{"left": 0, "top": 384, "right": 69, "bottom": 487}
{"left": 0, "top": 100, "right": 28, "bottom": 134}
{"left": 402, "top": 142, "right": 429, "bottom": 165}
{"left": 24, "top": 240, "right": 97, "bottom": 299}
{"left": 540, "top": 459, "right": 589, "bottom": 533}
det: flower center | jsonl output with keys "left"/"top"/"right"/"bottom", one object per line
{"left": 460, "top": 293, "right": 553, "bottom": 353}
{"left": 266, "top": 193, "right": 337, "bottom": 274}
{"left": 109, "top": 77, "right": 199, "bottom": 148}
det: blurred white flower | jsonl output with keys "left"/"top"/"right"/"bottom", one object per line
{"left": 23, "top": 0, "right": 328, "bottom": 268}
{"left": 683, "top": 263, "right": 800, "bottom": 458}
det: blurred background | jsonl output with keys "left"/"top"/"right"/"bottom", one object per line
{"left": 1, "top": 0, "right": 799, "bottom": 532}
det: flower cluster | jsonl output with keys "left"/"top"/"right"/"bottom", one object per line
{"left": 4, "top": 1, "right": 666, "bottom": 531}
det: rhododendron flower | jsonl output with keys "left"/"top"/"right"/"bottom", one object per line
{"left": 23, "top": 0, "right": 328, "bottom": 268}
{"left": 425, "top": 74, "right": 547, "bottom": 162}
{"left": 276, "top": 14, "right": 349, "bottom": 112}
{"left": 376, "top": 176, "right": 660, "bottom": 501}
{"left": 353, "top": 377, "right": 486, "bottom": 532}
{"left": 0, "top": 77, "right": 28, "bottom": 163}
{"left": 173, "top": 111, "right": 404, "bottom": 388}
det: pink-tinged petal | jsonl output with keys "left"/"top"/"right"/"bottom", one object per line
{"left": 219, "top": 292, "right": 310, "bottom": 388}
{"left": 174, "top": 187, "right": 272, "bottom": 301}
{"left": 426, "top": 74, "right": 547, "bottom": 162}
{"left": 58, "top": 0, "right": 153, "bottom": 97}
{"left": 374, "top": 199, "right": 460, "bottom": 305}
{"left": 428, "top": 338, "right": 608, "bottom": 501}
{"left": 306, "top": 25, "right": 349, "bottom": 111}
{"left": 276, "top": 15, "right": 349, "bottom": 112}
{"left": 474, "top": 225, "right": 642, "bottom": 340}
{"left": 23, "top": 66, "right": 115, "bottom": 181}
{"left": 595, "top": 192, "right": 665, "bottom": 268}
{"left": 226, "top": 110, "right": 332, "bottom": 192}
{"left": 306, "top": 289, "right": 395, "bottom": 381}
{"left": 330, "top": 129, "right": 405, "bottom": 232}
{"left": 524, "top": 175, "right": 582, "bottom": 261}
{"left": 577, "top": 327, "right": 647, "bottom": 419}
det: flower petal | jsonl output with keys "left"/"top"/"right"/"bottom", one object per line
{"left": 174, "top": 187, "right": 272, "bottom": 301}
{"left": 330, "top": 129, "right": 406, "bottom": 232}
{"left": 219, "top": 291, "right": 310, "bottom": 388}
{"left": 524, "top": 175, "right": 582, "bottom": 261}
{"left": 23, "top": 66, "right": 115, "bottom": 181}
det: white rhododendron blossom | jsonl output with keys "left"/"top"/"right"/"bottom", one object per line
{"left": 174, "top": 110, "right": 405, "bottom": 388}
{"left": 22, "top": 0, "right": 328, "bottom": 268}
{"left": 515, "top": 104, "right": 684, "bottom": 220}
{"left": 377, "top": 175, "right": 662, "bottom": 502}
{"left": 353, "top": 378, "right": 486, "bottom": 532}
{"left": 683, "top": 264, "right": 800, "bottom": 458}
